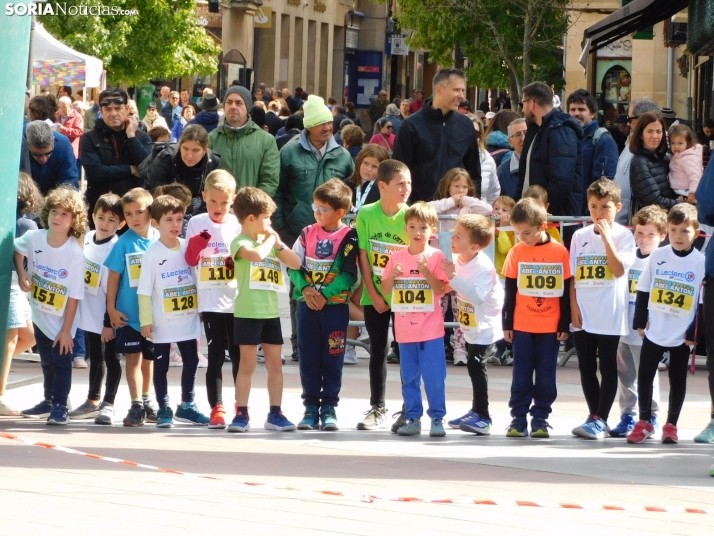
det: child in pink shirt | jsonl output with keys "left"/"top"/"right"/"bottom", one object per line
{"left": 382, "top": 202, "right": 449, "bottom": 437}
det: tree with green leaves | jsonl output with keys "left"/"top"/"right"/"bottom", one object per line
{"left": 387, "top": 0, "right": 569, "bottom": 101}
{"left": 40, "top": 0, "right": 220, "bottom": 86}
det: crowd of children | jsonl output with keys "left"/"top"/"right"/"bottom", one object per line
{"left": 3, "top": 141, "right": 714, "bottom": 446}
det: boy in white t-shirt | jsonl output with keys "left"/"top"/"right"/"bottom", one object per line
{"left": 443, "top": 215, "right": 504, "bottom": 436}
{"left": 185, "top": 170, "right": 240, "bottom": 429}
{"left": 15, "top": 186, "right": 87, "bottom": 424}
{"left": 609, "top": 206, "right": 666, "bottom": 437}
{"left": 628, "top": 204, "right": 706, "bottom": 444}
{"left": 70, "top": 194, "right": 125, "bottom": 424}
{"left": 138, "top": 195, "right": 210, "bottom": 428}
{"left": 570, "top": 179, "right": 636, "bottom": 440}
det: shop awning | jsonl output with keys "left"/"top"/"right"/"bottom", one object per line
{"left": 579, "top": 0, "right": 689, "bottom": 68}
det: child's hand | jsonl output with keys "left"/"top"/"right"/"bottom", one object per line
{"left": 313, "top": 292, "right": 327, "bottom": 311}
{"left": 391, "top": 263, "right": 403, "bottom": 279}
{"left": 685, "top": 339, "right": 695, "bottom": 347}
{"left": 108, "top": 308, "right": 128, "bottom": 328}
{"left": 556, "top": 331, "right": 570, "bottom": 341}
{"left": 372, "top": 294, "right": 390, "bottom": 314}
{"left": 417, "top": 257, "right": 430, "bottom": 276}
{"left": 101, "top": 327, "right": 115, "bottom": 343}
{"left": 53, "top": 330, "right": 74, "bottom": 356}
{"left": 302, "top": 286, "right": 319, "bottom": 309}
{"left": 444, "top": 283, "right": 453, "bottom": 293}
{"left": 593, "top": 218, "right": 612, "bottom": 240}
{"left": 141, "top": 325, "right": 153, "bottom": 339}
{"left": 571, "top": 305, "right": 583, "bottom": 329}
{"left": 637, "top": 328, "right": 645, "bottom": 338}
{"left": 18, "top": 271, "right": 32, "bottom": 292}
{"left": 499, "top": 213, "right": 510, "bottom": 225}
{"left": 441, "top": 258, "right": 455, "bottom": 280}
{"left": 503, "top": 330, "right": 514, "bottom": 343}
{"left": 451, "top": 194, "right": 463, "bottom": 207}
{"left": 687, "top": 192, "right": 697, "bottom": 204}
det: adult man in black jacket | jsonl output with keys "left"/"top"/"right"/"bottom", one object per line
{"left": 393, "top": 68, "right": 481, "bottom": 202}
{"left": 80, "top": 88, "right": 152, "bottom": 222}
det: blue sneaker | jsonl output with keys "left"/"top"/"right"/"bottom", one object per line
{"left": 448, "top": 410, "right": 476, "bottom": 429}
{"left": 46, "top": 404, "right": 69, "bottom": 425}
{"left": 506, "top": 415, "right": 528, "bottom": 437}
{"left": 571, "top": 415, "right": 594, "bottom": 436}
{"left": 459, "top": 412, "right": 492, "bottom": 435}
{"left": 320, "top": 405, "right": 338, "bottom": 431}
{"left": 265, "top": 412, "right": 296, "bottom": 431}
{"left": 22, "top": 399, "right": 52, "bottom": 419}
{"left": 573, "top": 416, "right": 609, "bottom": 439}
{"left": 156, "top": 406, "right": 174, "bottom": 428}
{"left": 175, "top": 402, "right": 210, "bottom": 425}
{"left": 609, "top": 414, "right": 635, "bottom": 437}
{"left": 530, "top": 417, "right": 552, "bottom": 438}
{"left": 430, "top": 418, "right": 446, "bottom": 437}
{"left": 397, "top": 418, "right": 422, "bottom": 436}
{"left": 227, "top": 410, "right": 250, "bottom": 433}
{"left": 297, "top": 405, "right": 319, "bottom": 430}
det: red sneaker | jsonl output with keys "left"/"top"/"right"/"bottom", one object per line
{"left": 626, "top": 420, "right": 654, "bottom": 444}
{"left": 661, "top": 423, "right": 679, "bottom": 444}
{"left": 208, "top": 404, "right": 226, "bottom": 429}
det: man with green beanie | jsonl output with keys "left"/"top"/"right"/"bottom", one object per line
{"left": 208, "top": 85, "right": 280, "bottom": 195}
{"left": 274, "top": 94, "right": 355, "bottom": 361}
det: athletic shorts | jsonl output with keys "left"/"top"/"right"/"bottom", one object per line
{"left": 115, "top": 325, "right": 155, "bottom": 359}
{"left": 7, "top": 285, "right": 31, "bottom": 330}
{"left": 233, "top": 317, "right": 283, "bottom": 346}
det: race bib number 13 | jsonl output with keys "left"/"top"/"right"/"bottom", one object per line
{"left": 84, "top": 259, "right": 101, "bottom": 296}
{"left": 369, "top": 240, "right": 406, "bottom": 277}
{"left": 391, "top": 278, "right": 434, "bottom": 313}
{"left": 517, "top": 262, "right": 564, "bottom": 297}
{"left": 249, "top": 257, "right": 287, "bottom": 293}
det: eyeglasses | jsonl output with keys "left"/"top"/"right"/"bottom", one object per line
{"left": 509, "top": 131, "right": 526, "bottom": 139}
{"left": 100, "top": 98, "right": 126, "bottom": 107}
{"left": 311, "top": 203, "right": 335, "bottom": 214}
{"left": 30, "top": 148, "right": 54, "bottom": 158}
{"left": 384, "top": 125, "right": 393, "bottom": 130}
{"left": 627, "top": 115, "right": 639, "bottom": 123}
{"left": 518, "top": 99, "right": 533, "bottom": 107}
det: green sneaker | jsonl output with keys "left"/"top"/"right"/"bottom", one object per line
{"left": 506, "top": 415, "right": 528, "bottom": 437}
{"left": 694, "top": 419, "right": 714, "bottom": 443}
{"left": 156, "top": 406, "right": 174, "bottom": 428}
{"left": 530, "top": 417, "right": 552, "bottom": 438}
{"left": 397, "top": 418, "right": 421, "bottom": 436}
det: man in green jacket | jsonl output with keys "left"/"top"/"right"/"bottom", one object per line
{"left": 208, "top": 85, "right": 279, "bottom": 196}
{"left": 274, "top": 94, "right": 355, "bottom": 361}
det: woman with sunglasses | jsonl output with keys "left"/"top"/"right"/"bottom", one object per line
{"left": 369, "top": 118, "right": 396, "bottom": 156}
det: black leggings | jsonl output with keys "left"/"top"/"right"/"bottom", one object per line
{"left": 203, "top": 312, "right": 240, "bottom": 408}
{"left": 637, "top": 336, "right": 690, "bottom": 424}
{"left": 466, "top": 343, "right": 490, "bottom": 420}
{"left": 574, "top": 331, "right": 620, "bottom": 422}
{"left": 86, "top": 331, "right": 122, "bottom": 404}
{"left": 703, "top": 276, "right": 714, "bottom": 406}
{"left": 363, "top": 305, "right": 395, "bottom": 407}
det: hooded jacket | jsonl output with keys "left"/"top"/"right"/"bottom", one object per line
{"left": 669, "top": 144, "right": 703, "bottom": 192}
{"left": 486, "top": 130, "right": 513, "bottom": 167}
{"left": 187, "top": 111, "right": 220, "bottom": 133}
{"left": 392, "top": 101, "right": 482, "bottom": 202}
{"left": 517, "top": 109, "right": 584, "bottom": 216}
{"left": 629, "top": 148, "right": 677, "bottom": 213}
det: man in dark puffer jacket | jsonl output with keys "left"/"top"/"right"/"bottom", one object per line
{"left": 517, "top": 82, "right": 583, "bottom": 218}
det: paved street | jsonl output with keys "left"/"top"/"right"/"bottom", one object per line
{"left": 2, "top": 297, "right": 714, "bottom": 534}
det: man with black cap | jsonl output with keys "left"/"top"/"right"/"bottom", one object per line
{"left": 187, "top": 93, "right": 220, "bottom": 133}
{"left": 608, "top": 114, "right": 631, "bottom": 155}
{"left": 457, "top": 101, "right": 470, "bottom": 114}
{"left": 208, "top": 85, "right": 279, "bottom": 195}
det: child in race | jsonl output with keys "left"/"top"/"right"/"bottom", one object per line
{"left": 1, "top": 173, "right": 40, "bottom": 416}
{"left": 355, "top": 159, "right": 411, "bottom": 432}
{"left": 523, "top": 185, "right": 561, "bottom": 243}
{"left": 609, "top": 205, "right": 666, "bottom": 437}
{"left": 443, "top": 215, "right": 504, "bottom": 435}
{"left": 502, "top": 198, "right": 571, "bottom": 437}
{"left": 228, "top": 187, "right": 302, "bottom": 433}
{"left": 381, "top": 202, "right": 450, "bottom": 436}
{"left": 138, "top": 195, "right": 210, "bottom": 427}
{"left": 290, "top": 179, "right": 359, "bottom": 430}
{"left": 628, "top": 204, "right": 706, "bottom": 444}
{"left": 570, "top": 179, "right": 636, "bottom": 439}
{"left": 15, "top": 186, "right": 87, "bottom": 424}
{"left": 668, "top": 124, "right": 702, "bottom": 204}
{"left": 105, "top": 188, "right": 160, "bottom": 426}
{"left": 492, "top": 195, "right": 516, "bottom": 365}
{"left": 70, "top": 194, "right": 126, "bottom": 424}
{"left": 185, "top": 170, "right": 240, "bottom": 428}
{"left": 351, "top": 144, "right": 390, "bottom": 213}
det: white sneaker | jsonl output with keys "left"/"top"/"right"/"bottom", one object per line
{"left": 257, "top": 344, "right": 265, "bottom": 363}
{"left": 169, "top": 349, "right": 183, "bottom": 367}
{"left": 0, "top": 396, "right": 21, "bottom": 416}
{"left": 73, "top": 357, "right": 88, "bottom": 369}
{"left": 94, "top": 402, "right": 115, "bottom": 425}
{"left": 343, "top": 345, "right": 358, "bottom": 365}
{"left": 358, "top": 327, "right": 370, "bottom": 341}
{"left": 197, "top": 352, "right": 208, "bottom": 369}
{"left": 453, "top": 349, "right": 468, "bottom": 366}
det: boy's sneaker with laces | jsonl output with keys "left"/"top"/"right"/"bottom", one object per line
{"left": 46, "top": 404, "right": 69, "bottom": 425}
{"left": 21, "top": 399, "right": 52, "bottom": 419}
{"left": 661, "top": 423, "right": 678, "bottom": 444}
{"left": 574, "top": 416, "right": 609, "bottom": 439}
{"left": 571, "top": 415, "right": 594, "bottom": 437}
{"left": 694, "top": 419, "right": 714, "bottom": 443}
{"left": 397, "top": 418, "right": 422, "bottom": 436}
{"left": 227, "top": 410, "right": 250, "bottom": 433}
{"left": 460, "top": 413, "right": 492, "bottom": 435}
{"left": 391, "top": 410, "right": 408, "bottom": 433}
{"left": 0, "top": 396, "right": 21, "bottom": 416}
{"left": 609, "top": 414, "right": 635, "bottom": 437}
{"left": 320, "top": 405, "right": 338, "bottom": 431}
{"left": 156, "top": 406, "right": 174, "bottom": 428}
{"left": 298, "top": 405, "right": 320, "bottom": 430}
{"left": 208, "top": 405, "right": 226, "bottom": 429}
{"left": 356, "top": 405, "right": 388, "bottom": 430}
{"left": 530, "top": 417, "right": 552, "bottom": 438}
{"left": 94, "top": 402, "right": 114, "bottom": 425}
{"left": 265, "top": 412, "right": 296, "bottom": 431}
{"left": 506, "top": 415, "right": 528, "bottom": 437}
{"left": 175, "top": 402, "right": 210, "bottom": 425}
{"left": 448, "top": 410, "right": 476, "bottom": 429}
{"left": 343, "top": 345, "right": 358, "bottom": 365}
{"left": 68, "top": 400, "right": 100, "bottom": 420}
{"left": 144, "top": 399, "right": 159, "bottom": 423}
{"left": 257, "top": 344, "right": 265, "bottom": 363}
{"left": 627, "top": 419, "right": 654, "bottom": 443}
{"left": 73, "top": 357, "right": 88, "bottom": 369}
{"left": 123, "top": 403, "right": 146, "bottom": 427}
{"left": 430, "top": 418, "right": 446, "bottom": 437}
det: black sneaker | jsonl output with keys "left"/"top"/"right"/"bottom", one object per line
{"left": 445, "top": 345, "right": 454, "bottom": 362}
{"left": 291, "top": 350, "right": 299, "bottom": 362}
{"left": 391, "top": 410, "right": 407, "bottom": 434}
{"left": 144, "top": 399, "right": 159, "bottom": 423}
{"left": 123, "top": 403, "right": 146, "bottom": 427}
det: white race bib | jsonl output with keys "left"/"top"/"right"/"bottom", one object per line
{"left": 249, "top": 257, "right": 287, "bottom": 293}
{"left": 198, "top": 256, "right": 236, "bottom": 289}
{"left": 83, "top": 259, "right": 101, "bottom": 296}
{"left": 162, "top": 284, "right": 198, "bottom": 319}
{"left": 31, "top": 273, "right": 68, "bottom": 317}
{"left": 391, "top": 277, "right": 434, "bottom": 313}
{"left": 456, "top": 297, "right": 478, "bottom": 333}
{"left": 648, "top": 277, "right": 695, "bottom": 317}
{"left": 574, "top": 254, "right": 614, "bottom": 288}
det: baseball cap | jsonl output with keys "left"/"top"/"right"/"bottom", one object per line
{"left": 614, "top": 114, "right": 629, "bottom": 125}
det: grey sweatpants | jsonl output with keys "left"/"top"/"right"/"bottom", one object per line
{"left": 617, "top": 341, "right": 661, "bottom": 416}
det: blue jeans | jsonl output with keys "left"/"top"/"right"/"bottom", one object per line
{"left": 154, "top": 339, "right": 199, "bottom": 407}
{"left": 399, "top": 337, "right": 446, "bottom": 420}
{"left": 297, "top": 301, "right": 348, "bottom": 407}
{"left": 509, "top": 331, "right": 559, "bottom": 419}
{"left": 34, "top": 324, "right": 73, "bottom": 406}
{"left": 72, "top": 327, "right": 86, "bottom": 358}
